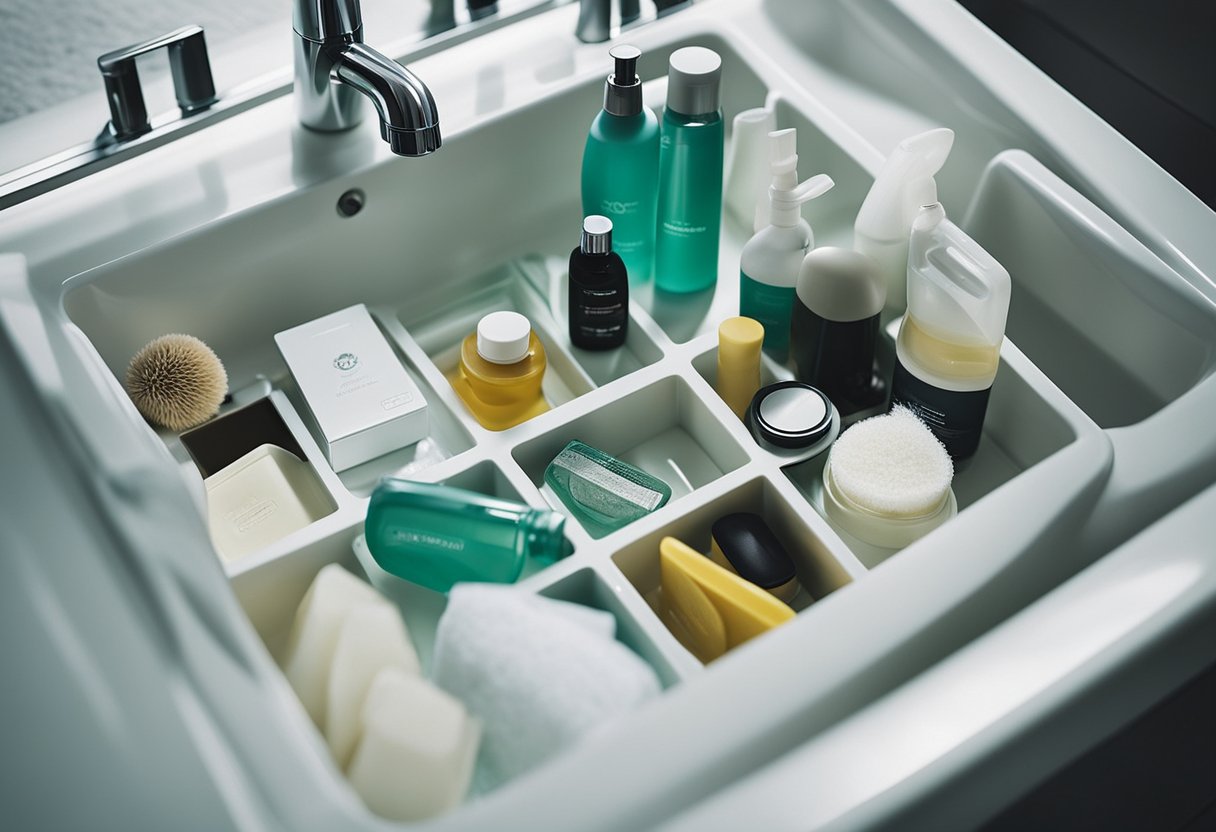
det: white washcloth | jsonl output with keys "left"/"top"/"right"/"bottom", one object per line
{"left": 431, "top": 584, "right": 661, "bottom": 789}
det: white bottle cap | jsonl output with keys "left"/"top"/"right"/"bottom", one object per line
{"left": 476, "top": 311, "right": 532, "bottom": 364}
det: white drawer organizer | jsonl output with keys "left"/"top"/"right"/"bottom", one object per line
{"left": 2, "top": 0, "right": 1214, "bottom": 829}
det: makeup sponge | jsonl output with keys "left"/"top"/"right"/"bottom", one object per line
{"left": 125, "top": 334, "right": 227, "bottom": 431}
{"left": 346, "top": 667, "right": 479, "bottom": 822}
{"left": 281, "top": 564, "right": 389, "bottom": 728}
{"left": 431, "top": 584, "right": 660, "bottom": 789}
{"left": 829, "top": 406, "right": 953, "bottom": 517}
{"left": 326, "top": 602, "right": 421, "bottom": 769}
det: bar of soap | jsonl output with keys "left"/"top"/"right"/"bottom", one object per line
{"left": 326, "top": 603, "right": 420, "bottom": 770}
{"left": 281, "top": 564, "right": 386, "bottom": 727}
{"left": 347, "top": 668, "right": 480, "bottom": 822}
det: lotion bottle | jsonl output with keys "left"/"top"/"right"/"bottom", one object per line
{"left": 581, "top": 45, "right": 659, "bottom": 283}
{"left": 654, "top": 47, "right": 724, "bottom": 293}
{"left": 790, "top": 246, "right": 886, "bottom": 417}
{"left": 890, "top": 203, "right": 1011, "bottom": 459}
{"left": 739, "top": 128, "right": 834, "bottom": 362}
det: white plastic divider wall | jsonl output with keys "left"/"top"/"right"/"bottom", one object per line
{"left": 224, "top": 200, "right": 1105, "bottom": 797}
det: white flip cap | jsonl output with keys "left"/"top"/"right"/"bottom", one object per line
{"left": 477, "top": 311, "right": 532, "bottom": 364}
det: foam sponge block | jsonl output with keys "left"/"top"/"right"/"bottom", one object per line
{"left": 829, "top": 406, "right": 954, "bottom": 517}
{"left": 326, "top": 602, "right": 421, "bottom": 769}
{"left": 346, "top": 667, "right": 480, "bottom": 822}
{"left": 431, "top": 584, "right": 661, "bottom": 788}
{"left": 281, "top": 564, "right": 390, "bottom": 727}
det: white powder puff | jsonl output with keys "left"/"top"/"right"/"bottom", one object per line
{"left": 829, "top": 406, "right": 954, "bottom": 517}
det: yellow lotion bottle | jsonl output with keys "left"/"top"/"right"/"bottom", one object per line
{"left": 451, "top": 311, "right": 549, "bottom": 431}
{"left": 658, "top": 536, "right": 795, "bottom": 663}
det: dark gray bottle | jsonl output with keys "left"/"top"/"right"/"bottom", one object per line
{"left": 790, "top": 247, "right": 886, "bottom": 417}
{"left": 569, "top": 215, "right": 629, "bottom": 350}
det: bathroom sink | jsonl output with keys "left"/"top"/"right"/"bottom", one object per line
{"left": 1, "top": 0, "right": 1214, "bottom": 829}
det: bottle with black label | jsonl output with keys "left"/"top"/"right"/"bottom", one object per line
{"left": 790, "top": 246, "right": 886, "bottom": 418}
{"left": 890, "top": 202, "right": 1011, "bottom": 459}
{"left": 569, "top": 215, "right": 629, "bottom": 350}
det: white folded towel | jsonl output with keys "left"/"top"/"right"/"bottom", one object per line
{"left": 432, "top": 584, "right": 661, "bottom": 789}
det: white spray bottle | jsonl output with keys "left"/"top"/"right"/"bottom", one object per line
{"left": 739, "top": 128, "right": 834, "bottom": 362}
{"left": 853, "top": 128, "right": 954, "bottom": 321}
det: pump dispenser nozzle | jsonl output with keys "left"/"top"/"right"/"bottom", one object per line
{"left": 759, "top": 128, "right": 835, "bottom": 229}
{"left": 604, "top": 45, "right": 643, "bottom": 117}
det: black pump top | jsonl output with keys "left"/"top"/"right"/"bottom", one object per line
{"left": 604, "top": 44, "right": 643, "bottom": 117}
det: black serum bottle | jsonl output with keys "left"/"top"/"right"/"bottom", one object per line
{"left": 568, "top": 215, "right": 629, "bottom": 350}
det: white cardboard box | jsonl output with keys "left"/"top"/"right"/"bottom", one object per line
{"left": 275, "top": 305, "right": 428, "bottom": 471}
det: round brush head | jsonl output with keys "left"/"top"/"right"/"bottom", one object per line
{"left": 829, "top": 406, "right": 953, "bottom": 518}
{"left": 125, "top": 334, "right": 228, "bottom": 431}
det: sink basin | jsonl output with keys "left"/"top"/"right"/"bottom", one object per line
{"left": 1, "top": 0, "right": 1213, "bottom": 829}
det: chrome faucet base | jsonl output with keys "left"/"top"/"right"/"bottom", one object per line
{"left": 293, "top": 31, "right": 366, "bottom": 133}
{"left": 293, "top": 0, "right": 441, "bottom": 155}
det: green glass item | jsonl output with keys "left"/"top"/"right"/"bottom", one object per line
{"left": 365, "top": 479, "right": 566, "bottom": 593}
{"left": 582, "top": 45, "right": 660, "bottom": 284}
{"left": 654, "top": 47, "right": 724, "bottom": 294}
{"left": 544, "top": 440, "right": 671, "bottom": 535}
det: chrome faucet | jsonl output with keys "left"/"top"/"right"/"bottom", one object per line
{"left": 294, "top": 0, "right": 441, "bottom": 155}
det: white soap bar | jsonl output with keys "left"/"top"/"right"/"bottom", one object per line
{"left": 274, "top": 304, "right": 428, "bottom": 471}
{"left": 326, "top": 602, "right": 420, "bottom": 770}
{"left": 281, "top": 564, "right": 386, "bottom": 727}
{"left": 347, "top": 668, "right": 480, "bottom": 822}
{"left": 204, "top": 444, "right": 335, "bottom": 563}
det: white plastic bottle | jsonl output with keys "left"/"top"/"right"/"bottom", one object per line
{"left": 853, "top": 128, "right": 954, "bottom": 322}
{"left": 890, "top": 202, "right": 1011, "bottom": 460}
{"left": 739, "top": 128, "right": 834, "bottom": 362}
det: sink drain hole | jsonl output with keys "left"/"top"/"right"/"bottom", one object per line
{"left": 336, "top": 189, "right": 365, "bottom": 218}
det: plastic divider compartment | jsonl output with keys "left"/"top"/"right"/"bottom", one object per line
{"left": 61, "top": 273, "right": 476, "bottom": 501}
{"left": 611, "top": 476, "right": 857, "bottom": 661}
{"left": 784, "top": 340, "right": 1078, "bottom": 567}
{"left": 963, "top": 151, "right": 1216, "bottom": 430}
{"left": 511, "top": 374, "right": 752, "bottom": 538}
{"left": 633, "top": 93, "right": 873, "bottom": 346}
{"left": 356, "top": 458, "right": 575, "bottom": 669}
{"left": 518, "top": 254, "right": 666, "bottom": 387}
{"left": 397, "top": 257, "right": 662, "bottom": 416}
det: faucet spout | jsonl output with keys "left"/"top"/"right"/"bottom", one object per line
{"left": 334, "top": 43, "right": 441, "bottom": 156}
{"left": 293, "top": 0, "right": 441, "bottom": 156}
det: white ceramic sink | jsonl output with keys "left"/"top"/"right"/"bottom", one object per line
{"left": 1, "top": 0, "right": 1213, "bottom": 829}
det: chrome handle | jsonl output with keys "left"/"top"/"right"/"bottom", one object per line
{"left": 97, "top": 25, "right": 217, "bottom": 141}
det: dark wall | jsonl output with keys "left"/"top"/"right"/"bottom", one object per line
{"left": 960, "top": 0, "right": 1216, "bottom": 210}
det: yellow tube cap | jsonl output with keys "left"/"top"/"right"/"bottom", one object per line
{"left": 716, "top": 317, "right": 764, "bottom": 420}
